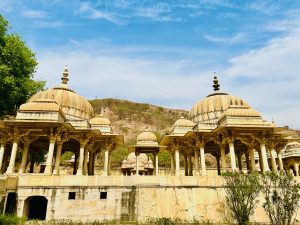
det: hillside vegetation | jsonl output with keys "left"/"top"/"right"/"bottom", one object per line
{"left": 90, "top": 98, "right": 188, "bottom": 144}
{"left": 89, "top": 98, "right": 188, "bottom": 169}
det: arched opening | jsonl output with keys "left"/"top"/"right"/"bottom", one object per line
{"left": 1, "top": 143, "right": 12, "bottom": 173}
{"left": 60, "top": 139, "right": 80, "bottom": 175}
{"left": 4, "top": 192, "right": 17, "bottom": 215}
{"left": 24, "top": 196, "right": 48, "bottom": 220}
{"left": 28, "top": 137, "right": 49, "bottom": 173}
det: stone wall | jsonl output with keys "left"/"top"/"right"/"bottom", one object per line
{"left": 6, "top": 175, "right": 300, "bottom": 223}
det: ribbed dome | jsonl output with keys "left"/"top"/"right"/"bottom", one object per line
{"left": 174, "top": 116, "right": 194, "bottom": 127}
{"left": 19, "top": 99, "right": 60, "bottom": 112}
{"left": 189, "top": 76, "right": 251, "bottom": 123}
{"left": 89, "top": 114, "right": 111, "bottom": 125}
{"left": 137, "top": 131, "right": 157, "bottom": 143}
{"left": 27, "top": 68, "right": 94, "bottom": 120}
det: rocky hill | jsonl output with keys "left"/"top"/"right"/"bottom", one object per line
{"left": 89, "top": 98, "right": 189, "bottom": 145}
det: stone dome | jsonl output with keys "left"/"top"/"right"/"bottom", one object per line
{"left": 137, "top": 130, "right": 157, "bottom": 144}
{"left": 189, "top": 76, "right": 252, "bottom": 123}
{"left": 126, "top": 152, "right": 149, "bottom": 165}
{"left": 19, "top": 99, "right": 60, "bottom": 112}
{"left": 89, "top": 114, "right": 111, "bottom": 125}
{"left": 174, "top": 116, "right": 194, "bottom": 127}
{"left": 286, "top": 142, "right": 300, "bottom": 151}
{"left": 27, "top": 68, "right": 94, "bottom": 120}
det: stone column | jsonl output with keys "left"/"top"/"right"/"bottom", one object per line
{"left": 277, "top": 150, "right": 284, "bottom": 171}
{"left": 103, "top": 148, "right": 109, "bottom": 176}
{"left": 135, "top": 152, "right": 139, "bottom": 176}
{"left": 83, "top": 149, "right": 89, "bottom": 175}
{"left": 295, "top": 163, "right": 299, "bottom": 176}
{"left": 170, "top": 151, "right": 175, "bottom": 176}
{"left": 245, "top": 152, "right": 251, "bottom": 171}
{"left": 155, "top": 153, "right": 159, "bottom": 176}
{"left": 220, "top": 144, "right": 227, "bottom": 172}
{"left": 200, "top": 146, "right": 206, "bottom": 176}
{"left": 6, "top": 138, "right": 20, "bottom": 174}
{"left": 216, "top": 156, "right": 221, "bottom": 175}
{"left": 194, "top": 149, "right": 200, "bottom": 176}
{"left": 76, "top": 142, "right": 85, "bottom": 175}
{"left": 269, "top": 148, "right": 278, "bottom": 172}
{"left": 175, "top": 149, "right": 180, "bottom": 176}
{"left": 88, "top": 152, "right": 94, "bottom": 175}
{"left": 188, "top": 154, "right": 193, "bottom": 176}
{"left": 229, "top": 142, "right": 237, "bottom": 171}
{"left": 44, "top": 137, "right": 56, "bottom": 174}
{"left": 249, "top": 148, "right": 256, "bottom": 171}
{"left": 260, "top": 143, "right": 270, "bottom": 172}
{"left": 184, "top": 155, "right": 188, "bottom": 176}
{"left": 237, "top": 153, "right": 243, "bottom": 171}
{"left": 0, "top": 143, "right": 5, "bottom": 172}
{"left": 19, "top": 141, "right": 30, "bottom": 174}
{"left": 53, "top": 143, "right": 63, "bottom": 175}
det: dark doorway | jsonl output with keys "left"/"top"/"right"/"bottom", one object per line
{"left": 5, "top": 192, "right": 17, "bottom": 214}
{"left": 25, "top": 196, "right": 48, "bottom": 220}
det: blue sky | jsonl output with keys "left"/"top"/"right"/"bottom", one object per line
{"left": 1, "top": 0, "right": 300, "bottom": 128}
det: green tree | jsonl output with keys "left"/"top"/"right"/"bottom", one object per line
{"left": 223, "top": 172, "right": 262, "bottom": 225}
{"left": 0, "top": 15, "right": 45, "bottom": 116}
{"left": 262, "top": 171, "right": 300, "bottom": 225}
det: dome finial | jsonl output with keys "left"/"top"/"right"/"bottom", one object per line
{"left": 101, "top": 107, "right": 105, "bottom": 115}
{"left": 213, "top": 73, "right": 220, "bottom": 92}
{"left": 61, "top": 65, "right": 69, "bottom": 88}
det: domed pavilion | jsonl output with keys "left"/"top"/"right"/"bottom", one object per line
{"left": 0, "top": 68, "right": 123, "bottom": 176}
{"left": 160, "top": 75, "right": 287, "bottom": 176}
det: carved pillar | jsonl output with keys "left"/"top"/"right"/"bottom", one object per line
{"left": 260, "top": 142, "right": 270, "bottom": 172}
{"left": 53, "top": 142, "right": 63, "bottom": 175}
{"left": 269, "top": 148, "right": 278, "bottom": 172}
{"left": 220, "top": 144, "right": 227, "bottom": 172}
{"left": 249, "top": 148, "right": 256, "bottom": 171}
{"left": 188, "top": 154, "right": 192, "bottom": 176}
{"left": 76, "top": 141, "right": 86, "bottom": 175}
{"left": 277, "top": 150, "right": 284, "bottom": 171}
{"left": 194, "top": 149, "right": 200, "bottom": 176}
{"left": 135, "top": 152, "right": 140, "bottom": 176}
{"left": 88, "top": 152, "right": 93, "bottom": 175}
{"left": 155, "top": 152, "right": 159, "bottom": 176}
{"left": 295, "top": 163, "right": 299, "bottom": 177}
{"left": 245, "top": 152, "right": 251, "bottom": 171}
{"left": 19, "top": 140, "right": 30, "bottom": 174}
{"left": 0, "top": 142, "right": 6, "bottom": 172}
{"left": 184, "top": 155, "right": 188, "bottom": 176}
{"left": 83, "top": 148, "right": 89, "bottom": 175}
{"left": 200, "top": 145, "right": 206, "bottom": 176}
{"left": 6, "top": 137, "right": 20, "bottom": 174}
{"left": 44, "top": 136, "right": 56, "bottom": 174}
{"left": 216, "top": 156, "right": 221, "bottom": 175}
{"left": 237, "top": 153, "right": 243, "bottom": 171}
{"left": 103, "top": 148, "right": 110, "bottom": 176}
{"left": 229, "top": 142, "right": 237, "bottom": 172}
{"left": 170, "top": 151, "right": 175, "bottom": 176}
{"left": 175, "top": 149, "right": 180, "bottom": 176}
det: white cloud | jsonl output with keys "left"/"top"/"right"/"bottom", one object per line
{"left": 34, "top": 20, "right": 62, "bottom": 28}
{"left": 77, "top": 2, "right": 124, "bottom": 25}
{"left": 203, "top": 33, "right": 246, "bottom": 44}
{"left": 0, "top": 0, "right": 13, "bottom": 13}
{"left": 22, "top": 9, "right": 45, "bottom": 19}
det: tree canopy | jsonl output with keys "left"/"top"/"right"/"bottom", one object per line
{"left": 0, "top": 15, "right": 45, "bottom": 117}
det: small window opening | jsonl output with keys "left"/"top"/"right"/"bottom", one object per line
{"left": 68, "top": 192, "right": 76, "bottom": 200}
{"left": 100, "top": 192, "right": 107, "bottom": 199}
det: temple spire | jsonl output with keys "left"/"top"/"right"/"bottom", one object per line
{"left": 61, "top": 66, "right": 69, "bottom": 88}
{"left": 212, "top": 73, "right": 220, "bottom": 92}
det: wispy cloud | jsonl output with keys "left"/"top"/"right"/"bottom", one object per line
{"left": 22, "top": 9, "right": 45, "bottom": 19}
{"left": 203, "top": 33, "right": 247, "bottom": 44}
{"left": 77, "top": 2, "right": 124, "bottom": 25}
{"left": 34, "top": 20, "right": 62, "bottom": 28}
{"left": 0, "top": 0, "right": 13, "bottom": 13}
